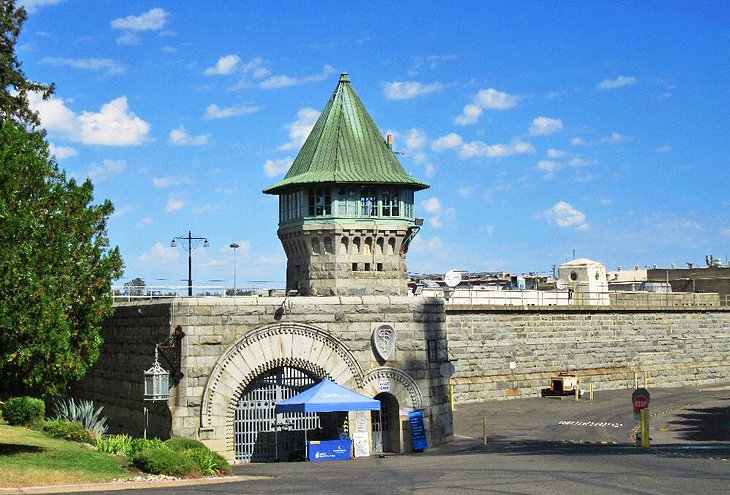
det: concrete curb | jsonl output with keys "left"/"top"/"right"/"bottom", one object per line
{"left": 0, "top": 475, "right": 270, "bottom": 494}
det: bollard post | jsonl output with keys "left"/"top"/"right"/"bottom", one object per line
{"left": 643, "top": 371, "right": 648, "bottom": 388}
{"left": 634, "top": 372, "right": 638, "bottom": 389}
{"left": 450, "top": 384, "right": 455, "bottom": 411}
{"left": 574, "top": 383, "right": 579, "bottom": 402}
{"left": 640, "top": 408, "right": 650, "bottom": 448}
{"left": 589, "top": 382, "right": 594, "bottom": 401}
{"left": 483, "top": 417, "right": 488, "bottom": 446}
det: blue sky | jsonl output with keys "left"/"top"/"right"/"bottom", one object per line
{"left": 17, "top": 1, "right": 730, "bottom": 290}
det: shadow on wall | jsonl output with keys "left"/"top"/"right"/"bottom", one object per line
{"left": 667, "top": 402, "right": 730, "bottom": 442}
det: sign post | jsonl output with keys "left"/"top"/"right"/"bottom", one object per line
{"left": 632, "top": 388, "right": 651, "bottom": 447}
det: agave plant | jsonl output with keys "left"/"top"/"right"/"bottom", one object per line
{"left": 52, "top": 398, "right": 109, "bottom": 438}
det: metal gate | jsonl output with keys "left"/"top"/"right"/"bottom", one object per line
{"left": 234, "top": 366, "right": 320, "bottom": 463}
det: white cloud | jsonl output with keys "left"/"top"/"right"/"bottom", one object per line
{"left": 422, "top": 197, "right": 442, "bottom": 214}
{"left": 420, "top": 197, "right": 454, "bottom": 229}
{"left": 601, "top": 132, "right": 630, "bottom": 144}
{"left": 258, "top": 65, "right": 336, "bottom": 89}
{"left": 169, "top": 125, "right": 210, "bottom": 146}
{"left": 458, "top": 139, "right": 535, "bottom": 159}
{"left": 153, "top": 176, "right": 195, "bottom": 188}
{"left": 165, "top": 197, "right": 186, "bottom": 213}
{"left": 458, "top": 186, "right": 474, "bottom": 198}
{"left": 547, "top": 148, "right": 568, "bottom": 158}
{"left": 203, "top": 55, "right": 242, "bottom": 76}
{"left": 203, "top": 103, "right": 260, "bottom": 120}
{"left": 480, "top": 225, "right": 495, "bottom": 235}
{"left": 403, "top": 128, "right": 427, "bottom": 150}
{"left": 41, "top": 57, "right": 125, "bottom": 76}
{"left": 570, "top": 137, "right": 587, "bottom": 146}
{"left": 279, "top": 107, "right": 320, "bottom": 151}
{"left": 136, "top": 217, "right": 154, "bottom": 229}
{"left": 721, "top": 228, "right": 730, "bottom": 239}
{"left": 115, "top": 32, "right": 141, "bottom": 46}
{"left": 596, "top": 75, "right": 637, "bottom": 90}
{"left": 657, "top": 144, "right": 672, "bottom": 153}
{"left": 431, "top": 132, "right": 534, "bottom": 159}
{"left": 474, "top": 88, "right": 520, "bottom": 109}
{"left": 88, "top": 159, "right": 126, "bottom": 181}
{"left": 383, "top": 81, "right": 444, "bottom": 100}
{"left": 139, "top": 242, "right": 179, "bottom": 265}
{"left": 48, "top": 143, "right": 77, "bottom": 160}
{"left": 454, "top": 88, "right": 520, "bottom": 125}
{"left": 529, "top": 116, "right": 564, "bottom": 136}
{"left": 111, "top": 8, "right": 168, "bottom": 31}
{"left": 263, "top": 157, "right": 294, "bottom": 178}
{"left": 18, "top": 0, "right": 65, "bottom": 13}
{"left": 536, "top": 160, "right": 563, "bottom": 180}
{"left": 77, "top": 97, "right": 150, "bottom": 145}
{"left": 161, "top": 46, "right": 177, "bottom": 53}
{"left": 454, "top": 104, "right": 482, "bottom": 125}
{"left": 30, "top": 93, "right": 150, "bottom": 146}
{"left": 431, "top": 133, "right": 463, "bottom": 151}
{"left": 538, "top": 201, "right": 589, "bottom": 230}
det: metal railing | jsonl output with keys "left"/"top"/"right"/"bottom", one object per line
{"left": 112, "top": 284, "right": 287, "bottom": 302}
{"left": 420, "top": 288, "right": 722, "bottom": 308}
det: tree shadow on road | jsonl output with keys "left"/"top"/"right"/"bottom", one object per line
{"left": 666, "top": 401, "right": 730, "bottom": 442}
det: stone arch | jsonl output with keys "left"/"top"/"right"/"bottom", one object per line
{"left": 200, "top": 322, "right": 365, "bottom": 454}
{"left": 352, "top": 236, "right": 361, "bottom": 254}
{"left": 311, "top": 237, "right": 322, "bottom": 255}
{"left": 361, "top": 367, "right": 423, "bottom": 410}
{"left": 387, "top": 237, "right": 396, "bottom": 255}
{"left": 340, "top": 236, "right": 349, "bottom": 255}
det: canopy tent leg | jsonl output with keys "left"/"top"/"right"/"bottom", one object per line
{"left": 305, "top": 427, "right": 308, "bottom": 461}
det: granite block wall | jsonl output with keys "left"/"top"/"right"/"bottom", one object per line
{"left": 447, "top": 306, "right": 730, "bottom": 402}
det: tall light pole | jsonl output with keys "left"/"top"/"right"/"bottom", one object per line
{"left": 229, "top": 242, "right": 240, "bottom": 295}
{"left": 171, "top": 231, "right": 209, "bottom": 296}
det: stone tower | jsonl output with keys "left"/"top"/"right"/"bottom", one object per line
{"left": 263, "top": 73, "right": 429, "bottom": 296}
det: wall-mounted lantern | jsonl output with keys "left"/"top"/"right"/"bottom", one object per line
{"left": 143, "top": 346, "right": 170, "bottom": 402}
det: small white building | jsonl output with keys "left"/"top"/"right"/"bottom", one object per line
{"left": 558, "top": 258, "right": 609, "bottom": 305}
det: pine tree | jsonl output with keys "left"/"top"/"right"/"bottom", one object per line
{"left": 0, "top": 0, "right": 123, "bottom": 397}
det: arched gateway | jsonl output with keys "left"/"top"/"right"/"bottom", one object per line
{"left": 200, "top": 322, "right": 365, "bottom": 462}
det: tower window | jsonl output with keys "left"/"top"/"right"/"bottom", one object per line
{"left": 352, "top": 262, "right": 358, "bottom": 271}
{"left": 364, "top": 262, "right": 371, "bottom": 271}
{"left": 377, "top": 263, "right": 383, "bottom": 271}
{"left": 308, "top": 187, "right": 332, "bottom": 216}
{"left": 360, "top": 187, "right": 378, "bottom": 216}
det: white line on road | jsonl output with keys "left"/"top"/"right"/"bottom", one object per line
{"left": 558, "top": 420, "right": 623, "bottom": 428}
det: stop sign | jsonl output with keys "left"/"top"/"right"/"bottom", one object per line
{"left": 633, "top": 395, "right": 649, "bottom": 412}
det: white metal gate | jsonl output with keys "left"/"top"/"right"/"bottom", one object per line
{"left": 234, "top": 366, "right": 320, "bottom": 463}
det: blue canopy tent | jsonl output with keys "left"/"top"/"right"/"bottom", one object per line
{"left": 275, "top": 379, "right": 381, "bottom": 460}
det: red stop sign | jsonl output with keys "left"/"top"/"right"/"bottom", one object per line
{"left": 633, "top": 395, "right": 649, "bottom": 412}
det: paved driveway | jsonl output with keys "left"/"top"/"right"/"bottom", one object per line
{"left": 69, "top": 384, "right": 730, "bottom": 495}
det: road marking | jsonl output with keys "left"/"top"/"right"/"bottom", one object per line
{"left": 558, "top": 420, "right": 623, "bottom": 428}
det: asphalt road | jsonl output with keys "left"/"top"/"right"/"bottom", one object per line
{"left": 63, "top": 384, "right": 730, "bottom": 495}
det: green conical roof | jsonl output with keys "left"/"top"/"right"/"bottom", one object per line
{"left": 263, "top": 73, "right": 429, "bottom": 194}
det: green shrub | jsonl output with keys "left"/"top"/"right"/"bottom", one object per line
{"left": 2, "top": 396, "right": 45, "bottom": 426}
{"left": 184, "top": 447, "right": 232, "bottom": 476}
{"left": 95, "top": 434, "right": 133, "bottom": 456}
{"left": 130, "top": 437, "right": 164, "bottom": 456}
{"left": 132, "top": 446, "right": 201, "bottom": 477}
{"left": 42, "top": 419, "right": 93, "bottom": 443}
{"left": 165, "top": 436, "right": 207, "bottom": 452}
{"left": 52, "top": 398, "right": 108, "bottom": 438}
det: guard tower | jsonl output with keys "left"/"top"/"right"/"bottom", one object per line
{"left": 263, "top": 73, "right": 429, "bottom": 296}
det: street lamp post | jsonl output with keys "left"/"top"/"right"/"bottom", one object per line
{"left": 230, "top": 242, "right": 240, "bottom": 294}
{"left": 171, "top": 231, "right": 209, "bottom": 296}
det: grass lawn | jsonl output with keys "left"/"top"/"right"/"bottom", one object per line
{"left": 0, "top": 424, "right": 132, "bottom": 488}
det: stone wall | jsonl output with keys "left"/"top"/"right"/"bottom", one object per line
{"left": 72, "top": 303, "right": 172, "bottom": 438}
{"left": 447, "top": 305, "right": 730, "bottom": 403}
{"left": 75, "top": 296, "right": 451, "bottom": 459}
